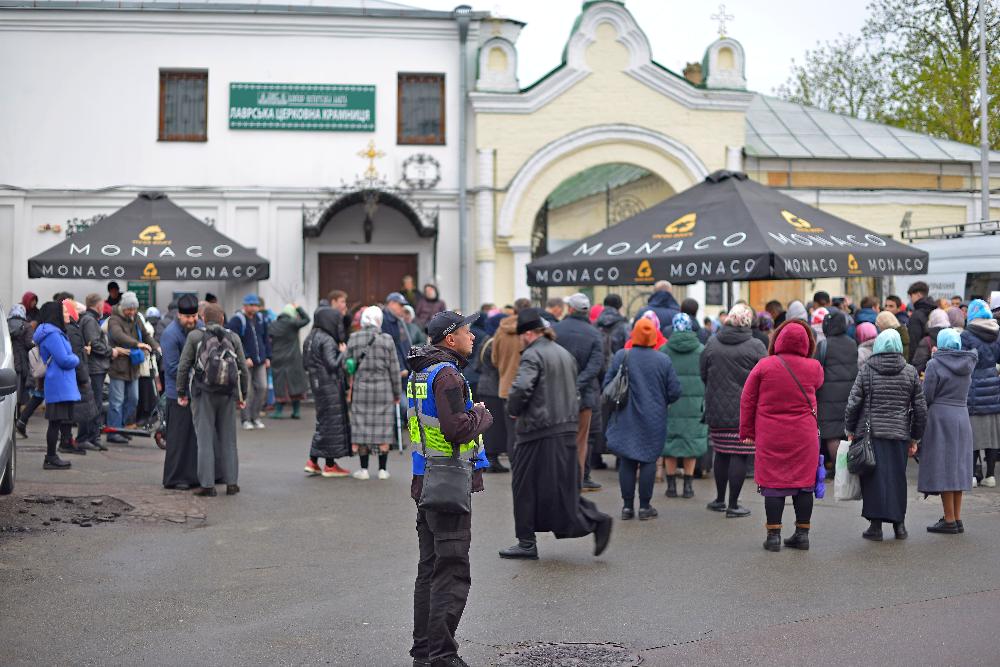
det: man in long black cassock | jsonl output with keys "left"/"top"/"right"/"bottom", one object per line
{"left": 499, "top": 308, "right": 613, "bottom": 560}
{"left": 161, "top": 294, "right": 202, "bottom": 489}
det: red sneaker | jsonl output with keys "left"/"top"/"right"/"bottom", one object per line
{"left": 304, "top": 460, "right": 321, "bottom": 476}
{"left": 321, "top": 463, "right": 350, "bottom": 478}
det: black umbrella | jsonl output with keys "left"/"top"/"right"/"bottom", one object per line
{"left": 527, "top": 171, "right": 928, "bottom": 287}
{"left": 28, "top": 192, "right": 269, "bottom": 282}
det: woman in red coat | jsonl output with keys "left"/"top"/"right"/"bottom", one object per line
{"left": 740, "top": 319, "right": 824, "bottom": 553}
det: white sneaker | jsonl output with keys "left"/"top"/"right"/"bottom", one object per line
{"left": 351, "top": 469, "right": 370, "bottom": 480}
{"left": 253, "top": 419, "right": 266, "bottom": 430}
{"left": 972, "top": 477, "right": 979, "bottom": 488}
{"left": 242, "top": 421, "right": 255, "bottom": 431}
{"left": 377, "top": 469, "right": 390, "bottom": 480}
{"left": 982, "top": 476, "right": 997, "bottom": 488}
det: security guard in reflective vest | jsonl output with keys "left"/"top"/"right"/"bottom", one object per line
{"left": 407, "top": 311, "right": 493, "bottom": 667}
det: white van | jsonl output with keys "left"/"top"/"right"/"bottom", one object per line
{"left": 0, "top": 304, "right": 19, "bottom": 494}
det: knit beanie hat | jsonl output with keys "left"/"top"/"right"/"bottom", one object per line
{"left": 120, "top": 291, "right": 140, "bottom": 310}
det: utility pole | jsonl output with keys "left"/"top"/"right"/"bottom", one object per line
{"left": 981, "top": 0, "right": 991, "bottom": 222}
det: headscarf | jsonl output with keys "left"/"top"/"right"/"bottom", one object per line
{"left": 145, "top": 306, "right": 161, "bottom": 319}
{"left": 873, "top": 329, "right": 903, "bottom": 355}
{"left": 626, "top": 312, "right": 667, "bottom": 349}
{"left": 810, "top": 306, "right": 829, "bottom": 328}
{"left": 630, "top": 318, "right": 658, "bottom": 348}
{"left": 936, "top": 328, "right": 962, "bottom": 351}
{"left": 9, "top": 304, "right": 25, "bottom": 320}
{"left": 875, "top": 310, "right": 900, "bottom": 332}
{"left": 786, "top": 300, "right": 807, "bottom": 322}
{"left": 855, "top": 322, "right": 878, "bottom": 344}
{"left": 62, "top": 298, "right": 79, "bottom": 323}
{"left": 360, "top": 305, "right": 383, "bottom": 329}
{"left": 726, "top": 303, "right": 754, "bottom": 328}
{"left": 947, "top": 307, "right": 965, "bottom": 329}
{"left": 589, "top": 304, "right": 604, "bottom": 324}
{"left": 640, "top": 309, "right": 661, "bottom": 332}
{"left": 756, "top": 311, "right": 774, "bottom": 332}
{"left": 967, "top": 298, "right": 992, "bottom": 321}
{"left": 671, "top": 312, "right": 692, "bottom": 332}
{"left": 928, "top": 308, "right": 950, "bottom": 329}
{"left": 282, "top": 304, "right": 297, "bottom": 318}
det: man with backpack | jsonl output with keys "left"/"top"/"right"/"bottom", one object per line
{"left": 227, "top": 294, "right": 270, "bottom": 431}
{"left": 177, "top": 304, "right": 250, "bottom": 497}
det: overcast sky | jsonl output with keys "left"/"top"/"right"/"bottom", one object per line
{"left": 414, "top": 0, "right": 871, "bottom": 94}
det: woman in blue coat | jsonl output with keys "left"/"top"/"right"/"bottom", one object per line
{"left": 961, "top": 299, "right": 1000, "bottom": 486}
{"left": 604, "top": 318, "right": 682, "bottom": 521}
{"left": 32, "top": 301, "right": 80, "bottom": 470}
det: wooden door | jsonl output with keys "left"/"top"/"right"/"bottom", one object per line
{"left": 748, "top": 279, "right": 805, "bottom": 312}
{"left": 318, "top": 253, "right": 418, "bottom": 311}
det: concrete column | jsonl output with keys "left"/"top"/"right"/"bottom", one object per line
{"left": 726, "top": 146, "right": 743, "bottom": 172}
{"left": 687, "top": 280, "right": 706, "bottom": 320}
{"left": 510, "top": 243, "right": 531, "bottom": 300}
{"left": 475, "top": 148, "right": 496, "bottom": 305}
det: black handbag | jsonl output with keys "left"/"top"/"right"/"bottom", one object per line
{"left": 847, "top": 368, "right": 877, "bottom": 476}
{"left": 411, "top": 376, "right": 474, "bottom": 514}
{"left": 601, "top": 349, "right": 630, "bottom": 411}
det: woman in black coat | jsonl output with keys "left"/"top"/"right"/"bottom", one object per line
{"left": 699, "top": 304, "right": 767, "bottom": 518}
{"left": 64, "top": 301, "right": 98, "bottom": 455}
{"left": 845, "top": 329, "right": 927, "bottom": 541}
{"left": 816, "top": 309, "right": 857, "bottom": 476}
{"left": 303, "top": 307, "right": 351, "bottom": 477}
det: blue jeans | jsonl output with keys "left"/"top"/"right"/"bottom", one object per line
{"left": 108, "top": 378, "right": 139, "bottom": 428}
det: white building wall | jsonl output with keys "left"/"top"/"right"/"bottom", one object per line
{"left": 0, "top": 9, "right": 472, "bottom": 311}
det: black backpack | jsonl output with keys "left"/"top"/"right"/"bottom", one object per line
{"left": 195, "top": 329, "right": 239, "bottom": 394}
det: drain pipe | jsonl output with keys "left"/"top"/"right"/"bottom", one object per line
{"left": 455, "top": 5, "right": 472, "bottom": 314}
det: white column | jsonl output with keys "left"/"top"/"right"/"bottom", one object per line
{"left": 510, "top": 243, "right": 531, "bottom": 300}
{"left": 475, "top": 148, "right": 496, "bottom": 306}
{"left": 726, "top": 145, "right": 743, "bottom": 172}
{"left": 687, "top": 280, "right": 707, "bottom": 320}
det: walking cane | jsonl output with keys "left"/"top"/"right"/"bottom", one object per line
{"left": 395, "top": 403, "right": 404, "bottom": 455}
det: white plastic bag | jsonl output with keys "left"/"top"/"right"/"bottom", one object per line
{"left": 834, "top": 440, "right": 861, "bottom": 501}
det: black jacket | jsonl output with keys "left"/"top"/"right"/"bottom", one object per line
{"left": 844, "top": 352, "right": 927, "bottom": 441}
{"left": 906, "top": 297, "right": 936, "bottom": 362}
{"left": 304, "top": 310, "right": 351, "bottom": 459}
{"left": 7, "top": 314, "right": 33, "bottom": 389}
{"left": 594, "top": 307, "right": 629, "bottom": 361}
{"left": 66, "top": 320, "right": 97, "bottom": 423}
{"left": 552, "top": 311, "right": 604, "bottom": 411}
{"left": 815, "top": 310, "right": 858, "bottom": 439}
{"left": 507, "top": 336, "right": 579, "bottom": 443}
{"left": 700, "top": 325, "right": 767, "bottom": 429}
{"left": 80, "top": 308, "right": 112, "bottom": 375}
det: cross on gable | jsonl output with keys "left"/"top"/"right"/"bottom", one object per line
{"left": 711, "top": 3, "right": 734, "bottom": 37}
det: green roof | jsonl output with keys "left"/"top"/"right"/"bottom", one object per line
{"left": 547, "top": 163, "right": 652, "bottom": 210}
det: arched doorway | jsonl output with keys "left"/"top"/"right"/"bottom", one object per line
{"left": 529, "top": 162, "right": 675, "bottom": 310}
{"left": 303, "top": 191, "right": 437, "bottom": 312}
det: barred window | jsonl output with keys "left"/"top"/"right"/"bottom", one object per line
{"left": 159, "top": 70, "right": 208, "bottom": 142}
{"left": 397, "top": 73, "right": 445, "bottom": 145}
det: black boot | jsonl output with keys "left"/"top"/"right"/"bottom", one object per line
{"left": 499, "top": 540, "right": 538, "bottom": 560}
{"left": 763, "top": 527, "right": 781, "bottom": 552}
{"left": 43, "top": 455, "right": 71, "bottom": 470}
{"left": 682, "top": 475, "right": 694, "bottom": 499}
{"left": 665, "top": 476, "right": 677, "bottom": 498}
{"left": 193, "top": 487, "right": 217, "bottom": 497}
{"left": 784, "top": 524, "right": 811, "bottom": 550}
{"left": 863, "top": 520, "right": 883, "bottom": 541}
{"left": 893, "top": 522, "right": 908, "bottom": 540}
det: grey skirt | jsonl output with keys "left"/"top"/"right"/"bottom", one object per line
{"left": 970, "top": 413, "right": 1000, "bottom": 451}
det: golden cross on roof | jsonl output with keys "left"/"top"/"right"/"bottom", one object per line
{"left": 711, "top": 3, "right": 734, "bottom": 37}
{"left": 358, "top": 140, "right": 385, "bottom": 180}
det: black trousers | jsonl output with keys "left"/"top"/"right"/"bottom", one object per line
{"left": 163, "top": 399, "right": 199, "bottom": 488}
{"left": 78, "top": 372, "right": 105, "bottom": 443}
{"left": 411, "top": 508, "right": 472, "bottom": 663}
{"left": 481, "top": 394, "right": 508, "bottom": 462}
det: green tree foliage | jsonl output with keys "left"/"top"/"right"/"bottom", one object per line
{"left": 778, "top": 0, "right": 1000, "bottom": 148}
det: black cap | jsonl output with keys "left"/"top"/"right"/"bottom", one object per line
{"left": 428, "top": 311, "right": 478, "bottom": 344}
{"left": 516, "top": 307, "right": 547, "bottom": 335}
{"left": 177, "top": 294, "right": 199, "bottom": 316}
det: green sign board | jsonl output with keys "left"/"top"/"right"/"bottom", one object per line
{"left": 229, "top": 82, "right": 375, "bottom": 131}
{"left": 127, "top": 281, "right": 153, "bottom": 311}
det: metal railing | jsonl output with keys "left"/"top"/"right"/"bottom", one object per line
{"left": 901, "top": 219, "right": 1000, "bottom": 241}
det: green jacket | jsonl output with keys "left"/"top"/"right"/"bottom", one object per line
{"left": 662, "top": 331, "right": 708, "bottom": 458}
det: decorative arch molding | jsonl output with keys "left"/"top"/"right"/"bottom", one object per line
{"left": 303, "top": 189, "right": 437, "bottom": 239}
{"left": 496, "top": 124, "right": 710, "bottom": 240}
{"left": 564, "top": 0, "right": 652, "bottom": 72}
{"left": 476, "top": 37, "right": 519, "bottom": 92}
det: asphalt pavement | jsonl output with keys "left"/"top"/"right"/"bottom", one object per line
{"left": 1, "top": 408, "right": 998, "bottom": 666}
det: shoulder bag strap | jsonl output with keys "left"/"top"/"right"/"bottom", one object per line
{"left": 354, "top": 334, "right": 378, "bottom": 373}
{"left": 775, "top": 354, "right": 817, "bottom": 425}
